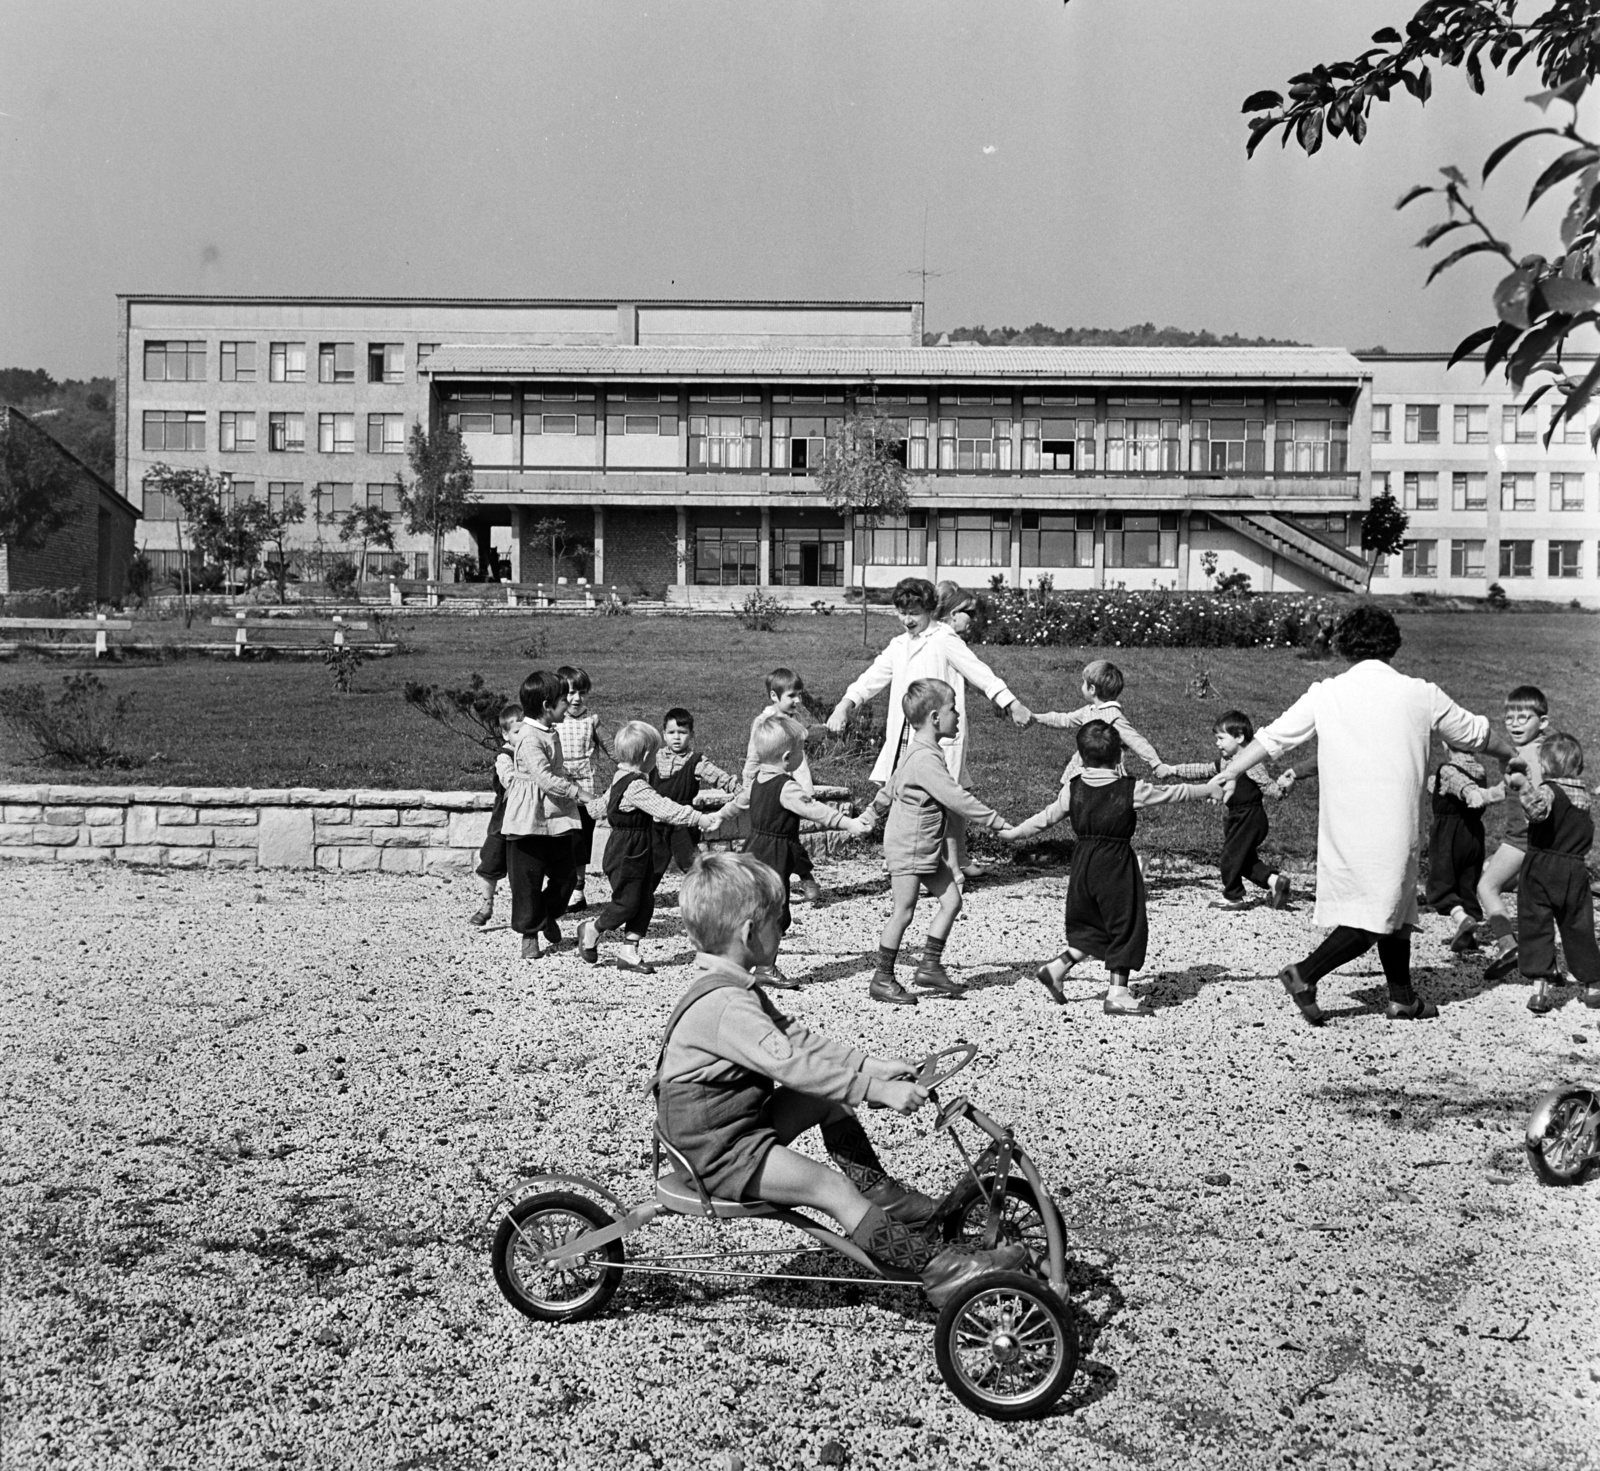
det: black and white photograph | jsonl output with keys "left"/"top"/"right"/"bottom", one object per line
{"left": 3, "top": 2, "right": 1599, "bottom": 1467}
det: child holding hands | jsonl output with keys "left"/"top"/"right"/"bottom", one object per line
{"left": 1033, "top": 659, "right": 1169, "bottom": 782}
{"left": 1000, "top": 720, "right": 1216, "bottom": 1016}
{"left": 867, "top": 678, "right": 1012, "bottom": 1007}
{"left": 654, "top": 852, "right": 1029, "bottom": 1306}
{"left": 1423, "top": 743, "right": 1503, "bottom": 953}
{"left": 468, "top": 705, "right": 524, "bottom": 928}
{"left": 654, "top": 706, "right": 741, "bottom": 877}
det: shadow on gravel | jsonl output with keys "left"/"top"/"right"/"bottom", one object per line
{"left": 1142, "top": 964, "right": 1236, "bottom": 1011}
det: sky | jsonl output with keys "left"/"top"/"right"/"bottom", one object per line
{"left": 2, "top": 0, "right": 1588, "bottom": 378}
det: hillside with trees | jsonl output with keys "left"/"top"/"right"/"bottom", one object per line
{"left": 0, "top": 370, "right": 115, "bottom": 483}
{"left": 925, "top": 323, "right": 1306, "bottom": 347}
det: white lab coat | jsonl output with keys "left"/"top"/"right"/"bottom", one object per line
{"left": 842, "top": 623, "right": 1013, "bottom": 785}
{"left": 1254, "top": 660, "right": 1490, "bottom": 932}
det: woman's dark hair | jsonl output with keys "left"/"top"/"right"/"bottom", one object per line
{"left": 891, "top": 577, "right": 938, "bottom": 614}
{"left": 1075, "top": 719, "right": 1124, "bottom": 768}
{"left": 519, "top": 669, "right": 568, "bottom": 718}
{"left": 1333, "top": 606, "right": 1402, "bottom": 663}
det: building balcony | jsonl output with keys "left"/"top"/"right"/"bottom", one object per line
{"left": 466, "top": 467, "right": 1364, "bottom": 511}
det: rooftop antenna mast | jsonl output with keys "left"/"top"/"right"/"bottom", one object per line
{"left": 905, "top": 205, "right": 948, "bottom": 342}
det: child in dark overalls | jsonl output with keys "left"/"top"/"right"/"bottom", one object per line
{"left": 654, "top": 851, "right": 1029, "bottom": 1307}
{"left": 469, "top": 706, "right": 523, "bottom": 927}
{"left": 653, "top": 706, "right": 740, "bottom": 878}
{"left": 1001, "top": 720, "right": 1216, "bottom": 1016}
{"left": 578, "top": 721, "right": 723, "bottom": 975}
{"left": 1423, "top": 743, "right": 1502, "bottom": 953}
{"left": 1506, "top": 733, "right": 1600, "bottom": 1014}
{"left": 1168, "top": 709, "right": 1291, "bottom": 911}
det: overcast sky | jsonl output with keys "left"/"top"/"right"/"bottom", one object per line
{"left": 1, "top": 0, "right": 1580, "bottom": 377}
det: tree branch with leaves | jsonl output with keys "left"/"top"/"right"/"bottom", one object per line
{"left": 398, "top": 423, "right": 474, "bottom": 583}
{"left": 816, "top": 400, "right": 911, "bottom": 645}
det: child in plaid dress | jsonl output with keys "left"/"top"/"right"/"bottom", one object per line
{"left": 556, "top": 665, "right": 610, "bottom": 911}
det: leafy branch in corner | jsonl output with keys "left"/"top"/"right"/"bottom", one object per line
{"left": 403, "top": 673, "right": 513, "bottom": 752}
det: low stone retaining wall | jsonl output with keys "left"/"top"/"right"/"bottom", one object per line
{"left": 0, "top": 784, "right": 858, "bottom": 872}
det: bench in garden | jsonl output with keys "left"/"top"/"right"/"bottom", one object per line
{"left": 0, "top": 614, "right": 133, "bottom": 658}
{"left": 208, "top": 611, "right": 372, "bottom": 657}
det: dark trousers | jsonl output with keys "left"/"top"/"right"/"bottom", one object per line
{"left": 1297, "top": 925, "right": 1414, "bottom": 1004}
{"left": 1424, "top": 814, "right": 1485, "bottom": 918}
{"left": 506, "top": 834, "right": 575, "bottom": 936}
{"left": 567, "top": 808, "right": 596, "bottom": 901}
{"left": 475, "top": 828, "right": 508, "bottom": 882}
{"left": 1519, "top": 854, "right": 1600, "bottom": 986}
{"left": 1219, "top": 807, "right": 1272, "bottom": 901}
{"left": 594, "top": 870, "right": 657, "bottom": 938}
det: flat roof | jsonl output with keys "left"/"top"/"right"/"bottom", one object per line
{"left": 117, "top": 294, "right": 919, "bottom": 309}
{"left": 422, "top": 344, "right": 1368, "bottom": 382}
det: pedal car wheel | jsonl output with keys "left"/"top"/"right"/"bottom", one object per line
{"left": 934, "top": 1270, "right": 1077, "bottom": 1420}
{"left": 1525, "top": 1087, "right": 1600, "bottom": 1187}
{"left": 940, "top": 1176, "right": 1053, "bottom": 1258}
{"left": 492, "top": 1190, "right": 624, "bottom": 1322}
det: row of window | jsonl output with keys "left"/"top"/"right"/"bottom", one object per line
{"left": 1374, "top": 402, "right": 1589, "bottom": 446}
{"left": 138, "top": 547, "right": 433, "bottom": 582}
{"left": 141, "top": 411, "right": 407, "bottom": 455}
{"left": 1376, "top": 470, "right": 1590, "bottom": 513}
{"left": 143, "top": 340, "right": 427, "bottom": 384}
{"left": 1395, "top": 539, "right": 1595, "bottom": 579}
{"left": 140, "top": 479, "right": 405, "bottom": 521}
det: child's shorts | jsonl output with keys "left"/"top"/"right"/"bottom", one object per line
{"left": 657, "top": 1077, "right": 779, "bottom": 1200}
{"left": 476, "top": 829, "right": 508, "bottom": 882}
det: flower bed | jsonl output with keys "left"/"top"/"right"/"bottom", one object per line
{"left": 972, "top": 588, "right": 1342, "bottom": 649}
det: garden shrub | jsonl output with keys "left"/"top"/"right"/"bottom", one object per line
{"left": 0, "top": 673, "right": 138, "bottom": 768}
{"left": 736, "top": 589, "right": 786, "bottom": 632}
{"left": 970, "top": 587, "right": 1340, "bottom": 650}
{"left": 0, "top": 586, "right": 91, "bottom": 618}
{"left": 319, "top": 642, "right": 367, "bottom": 693}
{"left": 325, "top": 560, "right": 358, "bottom": 598}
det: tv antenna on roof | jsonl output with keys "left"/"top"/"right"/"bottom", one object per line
{"left": 904, "top": 205, "right": 948, "bottom": 340}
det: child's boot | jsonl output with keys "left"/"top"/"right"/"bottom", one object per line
{"left": 753, "top": 963, "right": 800, "bottom": 990}
{"left": 1269, "top": 873, "right": 1292, "bottom": 909}
{"left": 911, "top": 936, "right": 964, "bottom": 998}
{"left": 519, "top": 934, "right": 541, "bottom": 960}
{"left": 1527, "top": 978, "right": 1556, "bottom": 1014}
{"left": 577, "top": 919, "right": 600, "bottom": 965}
{"left": 1448, "top": 906, "right": 1479, "bottom": 954}
{"left": 799, "top": 877, "right": 825, "bottom": 905}
{"left": 468, "top": 904, "right": 493, "bottom": 928}
{"left": 848, "top": 1206, "right": 1029, "bottom": 1309}
{"left": 870, "top": 946, "right": 916, "bottom": 1006}
{"left": 823, "top": 1116, "right": 939, "bottom": 1227}
{"left": 1484, "top": 916, "right": 1519, "bottom": 979}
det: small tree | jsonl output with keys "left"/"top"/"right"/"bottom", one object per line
{"left": 143, "top": 463, "right": 233, "bottom": 626}
{"left": 530, "top": 516, "right": 570, "bottom": 586}
{"left": 259, "top": 490, "right": 308, "bottom": 600}
{"left": 398, "top": 423, "right": 474, "bottom": 584}
{"left": 1360, "top": 488, "right": 1410, "bottom": 591}
{"left": 815, "top": 401, "right": 911, "bottom": 645}
{"left": 0, "top": 409, "right": 79, "bottom": 551}
{"left": 337, "top": 503, "right": 396, "bottom": 582}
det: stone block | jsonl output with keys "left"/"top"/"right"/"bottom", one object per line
{"left": 125, "top": 806, "right": 161, "bottom": 845}
{"left": 48, "top": 784, "right": 129, "bottom": 803}
{"left": 421, "top": 791, "right": 493, "bottom": 810}
{"left": 401, "top": 808, "right": 449, "bottom": 827}
{"left": 423, "top": 848, "right": 472, "bottom": 872}
{"left": 373, "top": 829, "right": 427, "bottom": 848}
{"left": 84, "top": 806, "right": 124, "bottom": 825}
{"left": 379, "top": 848, "right": 425, "bottom": 873}
{"left": 360, "top": 808, "right": 400, "bottom": 827}
{"left": 448, "top": 812, "right": 490, "bottom": 848}
{"left": 314, "top": 808, "right": 352, "bottom": 825}
{"left": 117, "top": 845, "right": 168, "bottom": 865}
{"left": 245, "top": 789, "right": 294, "bottom": 805}
{"left": 0, "top": 824, "right": 35, "bottom": 846}
{"left": 339, "top": 848, "right": 383, "bottom": 872}
{"left": 0, "top": 785, "right": 47, "bottom": 803}
{"left": 210, "top": 828, "right": 260, "bottom": 849}
{"left": 42, "top": 807, "right": 85, "bottom": 826}
{"left": 186, "top": 788, "right": 251, "bottom": 807}
{"left": 314, "top": 847, "right": 341, "bottom": 870}
{"left": 87, "top": 825, "right": 125, "bottom": 847}
{"left": 206, "top": 808, "right": 258, "bottom": 826}
{"left": 210, "top": 851, "right": 256, "bottom": 869}
{"left": 157, "top": 808, "right": 198, "bottom": 826}
{"left": 258, "top": 808, "right": 315, "bottom": 869}
{"left": 162, "top": 826, "right": 215, "bottom": 847}
{"left": 316, "top": 827, "right": 377, "bottom": 846}
{"left": 56, "top": 845, "right": 113, "bottom": 863}
{"left": 166, "top": 848, "right": 210, "bottom": 869}
{"left": 0, "top": 847, "right": 58, "bottom": 862}
{"left": 356, "top": 788, "right": 422, "bottom": 807}
{"left": 125, "top": 786, "right": 192, "bottom": 805}
{"left": 3, "top": 804, "right": 44, "bottom": 823}
{"left": 37, "top": 825, "right": 78, "bottom": 846}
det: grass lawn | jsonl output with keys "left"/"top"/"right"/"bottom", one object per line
{"left": 1, "top": 610, "right": 1596, "bottom": 865}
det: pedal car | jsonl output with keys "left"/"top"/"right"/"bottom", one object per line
{"left": 1525, "top": 1084, "right": 1600, "bottom": 1186}
{"left": 489, "top": 1042, "right": 1079, "bottom": 1420}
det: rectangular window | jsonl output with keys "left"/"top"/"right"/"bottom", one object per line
{"left": 219, "top": 341, "right": 256, "bottom": 382}
{"left": 365, "top": 480, "right": 402, "bottom": 514}
{"left": 314, "top": 481, "right": 355, "bottom": 521}
{"left": 1450, "top": 472, "right": 1487, "bottom": 511}
{"left": 218, "top": 411, "right": 256, "bottom": 453}
{"left": 141, "top": 410, "right": 206, "bottom": 452}
{"left": 1552, "top": 408, "right": 1589, "bottom": 445}
{"left": 1105, "top": 512, "right": 1179, "bottom": 568}
{"left": 1499, "top": 539, "right": 1533, "bottom": 578}
{"left": 1549, "top": 540, "right": 1583, "bottom": 578}
{"left": 1402, "top": 471, "right": 1438, "bottom": 510}
{"left": 1502, "top": 404, "right": 1538, "bottom": 443}
{"left": 770, "top": 415, "right": 830, "bottom": 472}
{"left": 367, "top": 343, "right": 405, "bottom": 383}
{"left": 1551, "top": 472, "right": 1586, "bottom": 511}
{"left": 1020, "top": 511, "right": 1095, "bottom": 567}
{"left": 936, "top": 512, "right": 1012, "bottom": 567}
{"left": 318, "top": 342, "right": 356, "bottom": 383}
{"left": 226, "top": 478, "right": 258, "bottom": 506}
{"left": 1404, "top": 404, "right": 1440, "bottom": 444}
{"left": 266, "top": 481, "right": 302, "bottom": 515}
{"left": 853, "top": 511, "right": 929, "bottom": 566}
{"left": 1022, "top": 417, "right": 1082, "bottom": 472}
{"left": 142, "top": 340, "right": 206, "bottom": 382}
{"left": 1107, "top": 418, "right": 1178, "bottom": 474}
{"left": 268, "top": 412, "right": 305, "bottom": 453}
{"left": 1400, "top": 539, "right": 1438, "bottom": 578}
{"left": 139, "top": 480, "right": 182, "bottom": 520}
{"left": 318, "top": 412, "right": 355, "bottom": 454}
{"left": 269, "top": 342, "right": 306, "bottom": 383}
{"left": 1449, "top": 539, "right": 1485, "bottom": 578}
{"left": 1371, "top": 404, "right": 1391, "bottom": 443}
{"left": 693, "top": 524, "right": 761, "bottom": 585}
{"left": 1501, "top": 473, "right": 1536, "bottom": 511}
{"left": 1453, "top": 405, "right": 1488, "bottom": 444}
{"left": 367, "top": 414, "right": 405, "bottom": 453}
{"left": 1274, "top": 419, "right": 1349, "bottom": 475}
{"left": 1189, "top": 418, "right": 1265, "bottom": 474}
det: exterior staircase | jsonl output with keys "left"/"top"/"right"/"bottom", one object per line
{"left": 1218, "top": 511, "right": 1370, "bottom": 593}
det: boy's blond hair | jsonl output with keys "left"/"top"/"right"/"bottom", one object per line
{"left": 1082, "top": 659, "right": 1124, "bottom": 700}
{"left": 612, "top": 720, "right": 661, "bottom": 768}
{"left": 1540, "top": 732, "right": 1584, "bottom": 780}
{"left": 680, "top": 852, "right": 786, "bottom": 954}
{"left": 497, "top": 706, "right": 522, "bottom": 730}
{"left": 903, "top": 677, "right": 954, "bottom": 728}
{"left": 751, "top": 713, "right": 805, "bottom": 764}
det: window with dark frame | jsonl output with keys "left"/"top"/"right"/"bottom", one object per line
{"left": 367, "top": 343, "right": 404, "bottom": 384}
{"left": 1400, "top": 539, "right": 1438, "bottom": 577}
{"left": 1020, "top": 511, "right": 1095, "bottom": 567}
{"left": 269, "top": 342, "right": 306, "bottom": 383}
{"left": 1498, "top": 539, "right": 1533, "bottom": 578}
{"left": 1104, "top": 512, "right": 1178, "bottom": 568}
{"left": 219, "top": 341, "right": 256, "bottom": 382}
{"left": 1449, "top": 539, "right": 1486, "bottom": 579}
{"left": 1549, "top": 540, "right": 1583, "bottom": 577}
{"left": 268, "top": 412, "right": 305, "bottom": 453}
{"left": 319, "top": 342, "right": 356, "bottom": 383}
{"left": 1404, "top": 404, "right": 1440, "bottom": 444}
{"left": 141, "top": 410, "right": 206, "bottom": 452}
{"left": 142, "top": 341, "right": 206, "bottom": 382}
{"left": 219, "top": 411, "right": 256, "bottom": 452}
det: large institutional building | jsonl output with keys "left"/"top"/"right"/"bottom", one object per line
{"left": 116, "top": 296, "right": 1600, "bottom": 604}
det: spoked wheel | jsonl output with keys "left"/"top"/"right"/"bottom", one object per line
{"left": 1525, "top": 1088, "right": 1600, "bottom": 1186}
{"left": 934, "top": 1271, "right": 1078, "bottom": 1420}
{"left": 492, "top": 1191, "right": 624, "bottom": 1322}
{"left": 940, "top": 1176, "right": 1054, "bottom": 1259}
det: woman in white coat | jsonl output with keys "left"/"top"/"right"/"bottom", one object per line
{"left": 827, "top": 577, "right": 1032, "bottom": 879}
{"left": 1213, "top": 607, "right": 1515, "bottom": 1024}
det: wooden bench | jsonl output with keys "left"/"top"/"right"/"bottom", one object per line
{"left": 0, "top": 614, "right": 133, "bottom": 657}
{"left": 208, "top": 612, "right": 370, "bottom": 657}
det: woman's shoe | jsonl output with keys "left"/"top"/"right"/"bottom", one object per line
{"left": 1208, "top": 897, "right": 1251, "bottom": 910}
{"left": 1583, "top": 987, "right": 1600, "bottom": 1010}
{"left": 541, "top": 919, "right": 562, "bottom": 949}
{"left": 577, "top": 921, "right": 599, "bottom": 965}
{"left": 1102, "top": 992, "right": 1153, "bottom": 1017}
{"left": 616, "top": 957, "right": 656, "bottom": 976}
{"left": 1279, "top": 964, "right": 1325, "bottom": 1026}
{"left": 1527, "top": 983, "right": 1556, "bottom": 1015}
{"left": 1385, "top": 998, "right": 1440, "bottom": 1020}
{"left": 1484, "top": 945, "right": 1520, "bottom": 980}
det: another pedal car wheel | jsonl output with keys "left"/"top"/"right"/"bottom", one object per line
{"left": 934, "top": 1270, "right": 1078, "bottom": 1420}
{"left": 492, "top": 1190, "right": 624, "bottom": 1322}
{"left": 939, "top": 1176, "right": 1054, "bottom": 1258}
{"left": 1525, "top": 1087, "right": 1600, "bottom": 1187}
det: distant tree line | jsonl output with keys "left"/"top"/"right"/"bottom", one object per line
{"left": 924, "top": 323, "right": 1306, "bottom": 348}
{"left": 0, "top": 369, "right": 115, "bottom": 483}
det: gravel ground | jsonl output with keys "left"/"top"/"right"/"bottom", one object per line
{"left": 3, "top": 857, "right": 1599, "bottom": 1471}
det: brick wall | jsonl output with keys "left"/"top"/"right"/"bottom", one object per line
{"left": 602, "top": 508, "right": 679, "bottom": 598}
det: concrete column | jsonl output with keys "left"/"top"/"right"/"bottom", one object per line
{"left": 759, "top": 505, "right": 772, "bottom": 585}
{"left": 926, "top": 510, "right": 939, "bottom": 583}
{"left": 676, "top": 507, "right": 688, "bottom": 587}
{"left": 1177, "top": 511, "right": 1191, "bottom": 590}
{"left": 1009, "top": 521, "right": 1022, "bottom": 587}
{"left": 509, "top": 506, "right": 528, "bottom": 583}
{"left": 1093, "top": 514, "right": 1106, "bottom": 589}
{"left": 593, "top": 506, "right": 605, "bottom": 585}
{"left": 841, "top": 511, "right": 855, "bottom": 590}
{"left": 1261, "top": 552, "right": 1276, "bottom": 593}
